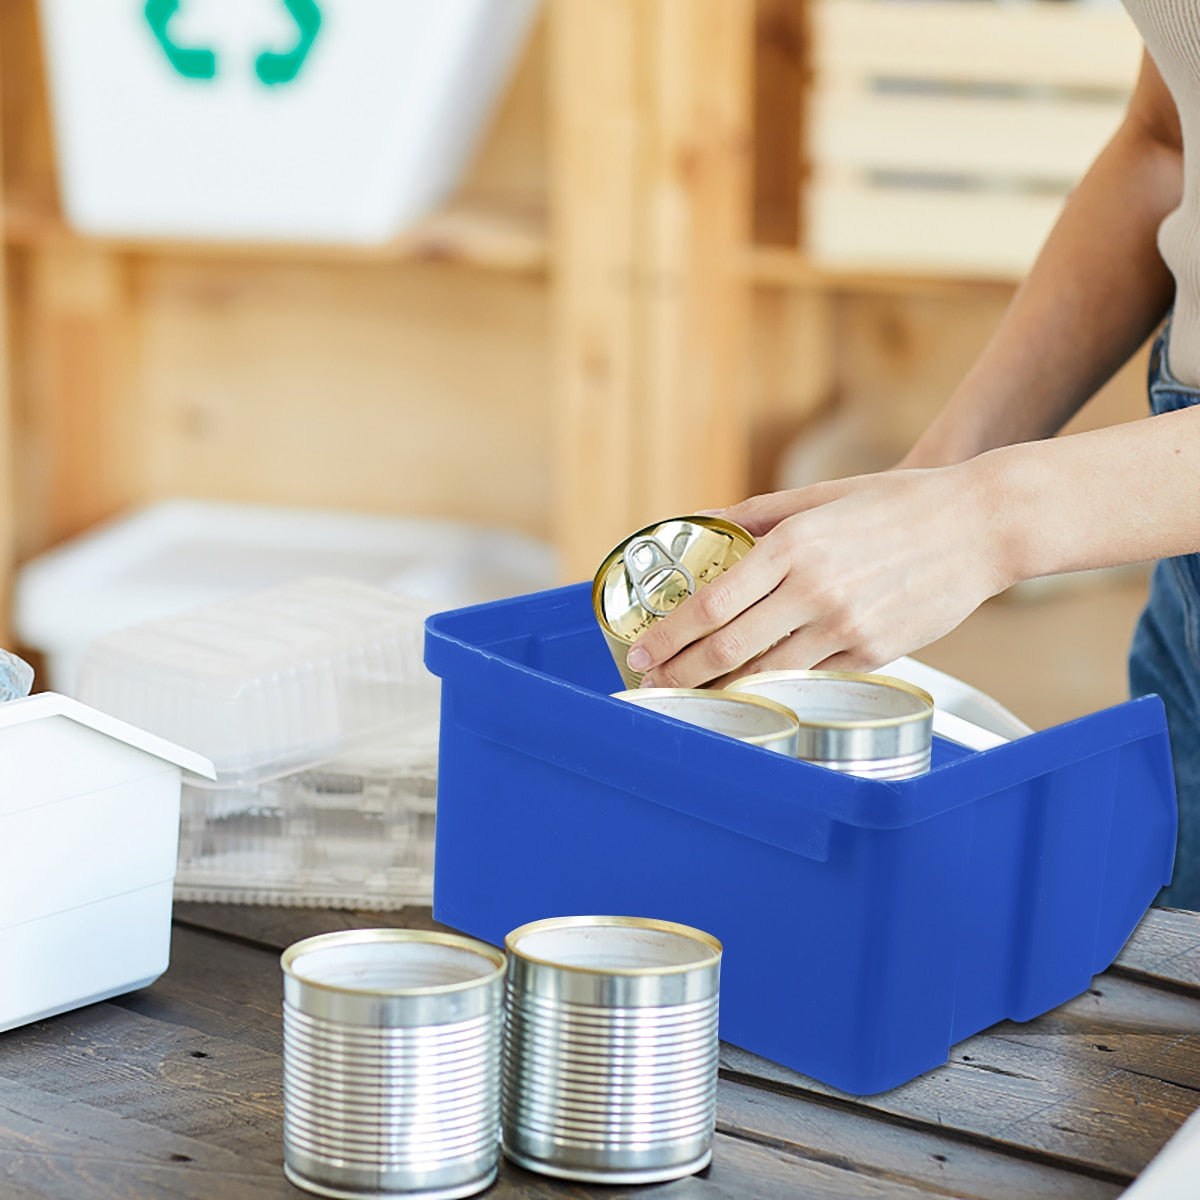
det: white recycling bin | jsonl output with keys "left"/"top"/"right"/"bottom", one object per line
{"left": 37, "top": 0, "right": 539, "bottom": 243}
{"left": 0, "top": 692, "right": 214, "bottom": 1032}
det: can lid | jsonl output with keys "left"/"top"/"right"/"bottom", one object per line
{"left": 505, "top": 915, "right": 722, "bottom": 975}
{"left": 728, "top": 670, "right": 935, "bottom": 730}
{"left": 614, "top": 687, "right": 800, "bottom": 747}
{"left": 592, "top": 515, "right": 754, "bottom": 644}
{"left": 281, "top": 927, "right": 506, "bottom": 996}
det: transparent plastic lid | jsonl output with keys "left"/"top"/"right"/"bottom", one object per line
{"left": 75, "top": 577, "right": 439, "bottom": 789}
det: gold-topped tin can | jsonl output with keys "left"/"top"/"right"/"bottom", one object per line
{"left": 593, "top": 515, "right": 755, "bottom": 688}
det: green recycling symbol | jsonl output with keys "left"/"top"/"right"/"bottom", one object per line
{"left": 144, "top": 0, "right": 322, "bottom": 86}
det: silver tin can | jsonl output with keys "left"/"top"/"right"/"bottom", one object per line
{"left": 613, "top": 687, "right": 800, "bottom": 755}
{"left": 593, "top": 515, "right": 755, "bottom": 688}
{"left": 281, "top": 928, "right": 506, "bottom": 1200}
{"left": 501, "top": 915, "right": 722, "bottom": 1185}
{"left": 727, "top": 670, "right": 935, "bottom": 779}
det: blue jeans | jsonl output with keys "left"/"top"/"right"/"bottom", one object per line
{"left": 1129, "top": 322, "right": 1200, "bottom": 910}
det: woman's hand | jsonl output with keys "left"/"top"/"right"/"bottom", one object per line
{"left": 619, "top": 48, "right": 1187, "bottom": 693}
{"left": 628, "top": 459, "right": 1013, "bottom": 688}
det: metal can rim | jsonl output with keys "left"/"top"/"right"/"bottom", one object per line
{"left": 727, "top": 669, "right": 935, "bottom": 731}
{"left": 281, "top": 928, "right": 506, "bottom": 998}
{"left": 613, "top": 687, "right": 800, "bottom": 746}
{"left": 504, "top": 915, "right": 722, "bottom": 977}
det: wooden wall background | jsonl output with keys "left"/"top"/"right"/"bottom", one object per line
{"left": 0, "top": 0, "right": 1150, "bottom": 622}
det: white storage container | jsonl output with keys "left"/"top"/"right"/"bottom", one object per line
{"left": 75, "top": 576, "right": 443, "bottom": 909}
{"left": 14, "top": 498, "right": 557, "bottom": 694}
{"left": 0, "top": 693, "right": 214, "bottom": 1033}
{"left": 37, "top": 0, "right": 539, "bottom": 243}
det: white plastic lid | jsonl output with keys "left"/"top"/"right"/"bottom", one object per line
{"left": 74, "top": 577, "right": 439, "bottom": 789}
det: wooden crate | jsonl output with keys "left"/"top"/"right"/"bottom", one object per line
{"left": 806, "top": 0, "right": 1142, "bottom": 278}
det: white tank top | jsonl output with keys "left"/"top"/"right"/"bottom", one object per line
{"left": 1122, "top": 0, "right": 1200, "bottom": 384}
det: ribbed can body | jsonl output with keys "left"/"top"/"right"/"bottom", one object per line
{"left": 728, "top": 670, "right": 935, "bottom": 780}
{"left": 501, "top": 916, "right": 722, "bottom": 1185}
{"left": 281, "top": 929, "right": 505, "bottom": 1200}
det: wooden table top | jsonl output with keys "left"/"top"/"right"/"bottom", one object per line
{"left": 1, "top": 902, "right": 1197, "bottom": 1200}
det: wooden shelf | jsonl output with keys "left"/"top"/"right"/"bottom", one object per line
{"left": 6, "top": 189, "right": 1032, "bottom": 294}
{"left": 743, "top": 245, "right": 1020, "bottom": 297}
{"left": 2, "top": 192, "right": 549, "bottom": 274}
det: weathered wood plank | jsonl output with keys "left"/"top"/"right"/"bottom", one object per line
{"left": 635, "top": 1134, "right": 951, "bottom": 1200}
{"left": 1115, "top": 907, "right": 1200, "bottom": 991}
{"left": 503, "top": 1134, "right": 965, "bottom": 1199}
{"left": 721, "top": 966, "right": 1200, "bottom": 1182}
{"left": 0, "top": 1006, "right": 283, "bottom": 1165}
{"left": 0, "top": 1132, "right": 969, "bottom": 1200}
{"left": 723, "top": 1043, "right": 1188, "bottom": 1185}
{"left": 717, "top": 1077, "right": 1123, "bottom": 1200}
{"left": 114, "top": 925, "right": 285, "bottom": 1054}
{"left": 0, "top": 1157, "right": 290, "bottom": 1200}
{"left": 993, "top": 976, "right": 1200, "bottom": 1092}
{"left": 0, "top": 1077, "right": 279, "bottom": 1181}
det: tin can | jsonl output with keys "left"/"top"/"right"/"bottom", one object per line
{"left": 593, "top": 515, "right": 755, "bottom": 688}
{"left": 281, "top": 928, "right": 506, "bottom": 1200}
{"left": 727, "top": 670, "right": 935, "bottom": 779}
{"left": 501, "top": 915, "right": 722, "bottom": 1185}
{"left": 613, "top": 687, "right": 800, "bottom": 755}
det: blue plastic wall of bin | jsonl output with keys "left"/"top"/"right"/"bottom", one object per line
{"left": 424, "top": 582, "right": 1178, "bottom": 1095}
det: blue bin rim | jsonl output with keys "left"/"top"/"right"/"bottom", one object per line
{"left": 424, "top": 582, "right": 1172, "bottom": 844}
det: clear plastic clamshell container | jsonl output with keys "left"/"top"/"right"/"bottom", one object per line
{"left": 75, "top": 577, "right": 440, "bottom": 909}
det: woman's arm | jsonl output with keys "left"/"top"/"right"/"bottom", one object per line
{"left": 625, "top": 50, "right": 1190, "bottom": 689}
{"left": 631, "top": 407, "right": 1200, "bottom": 687}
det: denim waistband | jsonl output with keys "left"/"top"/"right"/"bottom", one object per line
{"left": 1149, "top": 319, "right": 1200, "bottom": 414}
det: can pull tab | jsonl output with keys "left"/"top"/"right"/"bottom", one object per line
{"left": 623, "top": 536, "right": 696, "bottom": 617}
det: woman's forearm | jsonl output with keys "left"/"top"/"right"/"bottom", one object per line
{"left": 902, "top": 54, "right": 1182, "bottom": 468}
{"left": 982, "top": 405, "right": 1200, "bottom": 587}
{"left": 624, "top": 52, "right": 1197, "bottom": 691}
{"left": 631, "top": 409, "right": 1200, "bottom": 689}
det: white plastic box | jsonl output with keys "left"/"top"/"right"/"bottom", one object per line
{"left": 37, "top": 0, "right": 539, "bottom": 243}
{"left": 76, "top": 577, "right": 444, "bottom": 909}
{"left": 0, "top": 693, "right": 214, "bottom": 1033}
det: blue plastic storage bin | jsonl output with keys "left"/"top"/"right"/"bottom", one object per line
{"left": 424, "top": 583, "right": 1177, "bottom": 1095}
